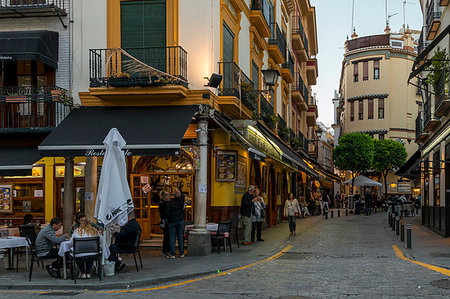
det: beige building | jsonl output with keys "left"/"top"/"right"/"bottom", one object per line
{"left": 335, "top": 27, "right": 421, "bottom": 194}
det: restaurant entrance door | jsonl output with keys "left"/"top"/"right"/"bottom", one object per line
{"left": 131, "top": 152, "right": 194, "bottom": 240}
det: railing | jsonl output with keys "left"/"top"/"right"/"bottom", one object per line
{"left": 426, "top": 0, "right": 442, "bottom": 37}
{"left": 89, "top": 46, "right": 188, "bottom": 87}
{"left": 0, "top": 0, "right": 65, "bottom": 9}
{"left": 416, "top": 114, "right": 423, "bottom": 140}
{"left": 241, "top": 90, "right": 259, "bottom": 112}
{"left": 418, "top": 26, "right": 430, "bottom": 55}
{"left": 260, "top": 95, "right": 274, "bottom": 116}
{"left": 435, "top": 69, "right": 448, "bottom": 109}
{"left": 269, "top": 23, "right": 287, "bottom": 61}
{"left": 293, "top": 73, "right": 304, "bottom": 95}
{"left": 282, "top": 51, "right": 295, "bottom": 77}
{"left": 304, "top": 86, "right": 309, "bottom": 103}
{"left": 304, "top": 138, "right": 309, "bottom": 153}
{"left": 423, "top": 97, "right": 432, "bottom": 128}
{"left": 250, "top": 0, "right": 271, "bottom": 27}
{"left": 277, "top": 114, "right": 286, "bottom": 129}
{"left": 289, "top": 128, "right": 296, "bottom": 141}
{"left": 0, "top": 86, "right": 72, "bottom": 132}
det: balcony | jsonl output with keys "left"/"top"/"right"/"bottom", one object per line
{"left": 426, "top": 0, "right": 442, "bottom": 40}
{"left": 418, "top": 27, "right": 430, "bottom": 56}
{"left": 306, "top": 58, "right": 318, "bottom": 85}
{"left": 415, "top": 114, "right": 429, "bottom": 143}
{"left": 434, "top": 71, "right": 450, "bottom": 116}
{"left": 439, "top": 0, "right": 449, "bottom": 6}
{"left": 0, "top": 0, "right": 66, "bottom": 18}
{"left": 260, "top": 95, "right": 275, "bottom": 129}
{"left": 218, "top": 61, "right": 256, "bottom": 119}
{"left": 423, "top": 97, "right": 440, "bottom": 131}
{"left": 281, "top": 51, "right": 294, "bottom": 84}
{"left": 249, "top": 0, "right": 271, "bottom": 38}
{"left": 291, "top": 15, "right": 308, "bottom": 62}
{"left": 268, "top": 23, "right": 287, "bottom": 64}
{"left": 0, "top": 86, "right": 71, "bottom": 133}
{"left": 292, "top": 73, "right": 308, "bottom": 111}
{"left": 306, "top": 104, "right": 317, "bottom": 127}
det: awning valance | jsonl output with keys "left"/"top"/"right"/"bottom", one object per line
{"left": 0, "top": 147, "right": 41, "bottom": 176}
{"left": 0, "top": 30, "right": 59, "bottom": 69}
{"left": 396, "top": 150, "right": 421, "bottom": 178}
{"left": 38, "top": 105, "right": 198, "bottom": 157}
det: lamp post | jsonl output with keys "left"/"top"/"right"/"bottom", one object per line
{"left": 313, "top": 127, "right": 323, "bottom": 162}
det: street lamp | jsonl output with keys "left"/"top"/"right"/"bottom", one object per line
{"left": 262, "top": 69, "right": 280, "bottom": 90}
{"left": 314, "top": 127, "right": 323, "bottom": 161}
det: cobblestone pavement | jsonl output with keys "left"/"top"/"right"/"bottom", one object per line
{"left": 2, "top": 213, "right": 449, "bottom": 298}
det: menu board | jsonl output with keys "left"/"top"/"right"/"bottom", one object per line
{"left": 216, "top": 151, "right": 236, "bottom": 182}
{"left": 0, "top": 185, "right": 12, "bottom": 213}
{"left": 235, "top": 155, "right": 247, "bottom": 193}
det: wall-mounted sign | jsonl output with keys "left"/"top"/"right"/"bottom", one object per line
{"left": 216, "top": 151, "right": 236, "bottom": 182}
{"left": 0, "top": 185, "right": 12, "bottom": 213}
{"left": 235, "top": 155, "right": 247, "bottom": 193}
{"left": 55, "top": 165, "right": 86, "bottom": 178}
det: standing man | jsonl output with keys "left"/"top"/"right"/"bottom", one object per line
{"left": 241, "top": 185, "right": 256, "bottom": 245}
{"left": 364, "top": 188, "right": 372, "bottom": 216}
{"left": 166, "top": 187, "right": 185, "bottom": 258}
{"left": 334, "top": 191, "right": 341, "bottom": 208}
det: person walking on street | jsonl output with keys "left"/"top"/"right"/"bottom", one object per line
{"left": 251, "top": 188, "right": 266, "bottom": 242}
{"left": 364, "top": 188, "right": 372, "bottom": 216}
{"left": 241, "top": 186, "right": 256, "bottom": 245}
{"left": 284, "top": 193, "right": 301, "bottom": 236}
{"left": 354, "top": 191, "right": 361, "bottom": 215}
{"left": 334, "top": 191, "right": 341, "bottom": 209}
{"left": 323, "top": 192, "right": 330, "bottom": 213}
{"left": 166, "top": 187, "right": 185, "bottom": 258}
{"left": 158, "top": 190, "right": 170, "bottom": 258}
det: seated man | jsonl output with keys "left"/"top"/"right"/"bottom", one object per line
{"left": 108, "top": 212, "right": 141, "bottom": 272}
{"left": 35, "top": 217, "right": 69, "bottom": 278}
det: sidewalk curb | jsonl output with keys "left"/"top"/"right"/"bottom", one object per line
{"left": 1, "top": 264, "right": 241, "bottom": 291}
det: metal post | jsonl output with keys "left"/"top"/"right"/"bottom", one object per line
{"left": 325, "top": 211, "right": 328, "bottom": 219}
{"left": 406, "top": 223, "right": 412, "bottom": 248}
{"left": 331, "top": 210, "right": 334, "bottom": 218}
{"left": 400, "top": 222, "right": 405, "bottom": 242}
{"left": 188, "top": 111, "right": 211, "bottom": 256}
{"left": 63, "top": 157, "right": 74, "bottom": 235}
{"left": 346, "top": 209, "right": 348, "bottom": 216}
{"left": 84, "top": 156, "right": 97, "bottom": 220}
{"left": 391, "top": 214, "right": 395, "bottom": 231}
{"left": 396, "top": 216, "right": 400, "bottom": 235}
{"left": 338, "top": 209, "right": 340, "bottom": 217}
{"left": 388, "top": 213, "right": 392, "bottom": 226}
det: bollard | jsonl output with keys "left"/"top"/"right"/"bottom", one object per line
{"left": 346, "top": 209, "right": 348, "bottom": 216}
{"left": 400, "top": 222, "right": 405, "bottom": 242}
{"left": 338, "top": 209, "right": 340, "bottom": 217}
{"left": 325, "top": 211, "right": 328, "bottom": 219}
{"left": 406, "top": 223, "right": 412, "bottom": 248}
{"left": 331, "top": 210, "right": 334, "bottom": 218}
{"left": 388, "top": 213, "right": 392, "bottom": 227}
{"left": 396, "top": 217, "right": 400, "bottom": 235}
{"left": 392, "top": 215, "right": 395, "bottom": 231}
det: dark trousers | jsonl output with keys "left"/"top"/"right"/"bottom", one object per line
{"left": 288, "top": 216, "right": 296, "bottom": 232}
{"left": 109, "top": 245, "right": 130, "bottom": 270}
{"left": 76, "top": 259, "right": 94, "bottom": 274}
{"left": 162, "top": 226, "right": 170, "bottom": 254}
{"left": 251, "top": 221, "right": 262, "bottom": 241}
{"left": 168, "top": 221, "right": 184, "bottom": 256}
{"left": 42, "top": 248, "right": 62, "bottom": 270}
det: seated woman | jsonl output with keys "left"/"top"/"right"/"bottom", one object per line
{"left": 71, "top": 212, "right": 104, "bottom": 234}
{"left": 70, "top": 213, "right": 100, "bottom": 279}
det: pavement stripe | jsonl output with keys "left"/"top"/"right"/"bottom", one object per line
{"left": 392, "top": 245, "right": 450, "bottom": 277}
{"left": 98, "top": 244, "right": 294, "bottom": 294}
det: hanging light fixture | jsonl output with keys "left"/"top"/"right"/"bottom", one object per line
{"left": 262, "top": 69, "right": 280, "bottom": 89}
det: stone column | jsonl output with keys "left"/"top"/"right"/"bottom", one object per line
{"left": 63, "top": 157, "right": 74, "bottom": 234}
{"left": 84, "top": 156, "right": 98, "bottom": 220}
{"left": 188, "top": 114, "right": 211, "bottom": 256}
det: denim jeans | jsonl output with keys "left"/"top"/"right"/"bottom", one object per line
{"left": 288, "top": 216, "right": 296, "bottom": 232}
{"left": 168, "top": 221, "right": 184, "bottom": 256}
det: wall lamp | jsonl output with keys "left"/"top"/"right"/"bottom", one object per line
{"left": 204, "top": 73, "right": 223, "bottom": 88}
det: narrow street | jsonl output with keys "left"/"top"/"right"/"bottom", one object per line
{"left": 2, "top": 213, "right": 449, "bottom": 298}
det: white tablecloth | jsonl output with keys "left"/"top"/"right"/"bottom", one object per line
{"left": 0, "top": 236, "right": 28, "bottom": 249}
{"left": 185, "top": 223, "right": 218, "bottom": 232}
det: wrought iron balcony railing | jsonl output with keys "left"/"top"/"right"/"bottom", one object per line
{"left": 426, "top": 0, "right": 442, "bottom": 39}
{"left": 269, "top": 23, "right": 287, "bottom": 61}
{"left": 260, "top": 95, "right": 274, "bottom": 116}
{"left": 423, "top": 97, "right": 432, "bottom": 128}
{"left": 415, "top": 114, "right": 423, "bottom": 140}
{"left": 282, "top": 51, "right": 295, "bottom": 77}
{"left": 89, "top": 46, "right": 188, "bottom": 88}
{"left": 250, "top": 0, "right": 271, "bottom": 27}
{"left": 0, "top": 0, "right": 66, "bottom": 18}
{"left": 293, "top": 73, "right": 304, "bottom": 95}
{"left": 418, "top": 26, "right": 430, "bottom": 55}
{"left": 435, "top": 69, "right": 450, "bottom": 116}
{"left": 0, "top": 86, "right": 72, "bottom": 132}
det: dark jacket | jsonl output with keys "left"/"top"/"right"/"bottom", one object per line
{"left": 114, "top": 218, "right": 141, "bottom": 250}
{"left": 240, "top": 191, "right": 254, "bottom": 217}
{"left": 364, "top": 191, "right": 372, "bottom": 203}
{"left": 166, "top": 194, "right": 185, "bottom": 223}
{"left": 159, "top": 200, "right": 170, "bottom": 220}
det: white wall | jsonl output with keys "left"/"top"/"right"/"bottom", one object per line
{"left": 71, "top": 0, "right": 108, "bottom": 105}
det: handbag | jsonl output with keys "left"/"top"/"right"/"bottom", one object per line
{"left": 160, "top": 218, "right": 168, "bottom": 229}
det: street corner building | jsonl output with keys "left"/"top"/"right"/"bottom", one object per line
{"left": 0, "top": 0, "right": 339, "bottom": 249}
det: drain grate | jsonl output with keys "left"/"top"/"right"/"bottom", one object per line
{"left": 431, "top": 279, "right": 450, "bottom": 290}
{"left": 40, "top": 292, "right": 81, "bottom": 296}
{"left": 430, "top": 252, "right": 450, "bottom": 258}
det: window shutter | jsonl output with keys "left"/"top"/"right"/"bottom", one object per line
{"left": 359, "top": 100, "right": 364, "bottom": 119}
{"left": 379, "top": 98, "right": 384, "bottom": 108}
{"left": 374, "top": 60, "right": 379, "bottom": 69}
{"left": 363, "top": 61, "right": 368, "bottom": 80}
{"left": 368, "top": 99, "right": 373, "bottom": 119}
{"left": 350, "top": 101, "right": 354, "bottom": 120}
{"left": 252, "top": 61, "right": 259, "bottom": 89}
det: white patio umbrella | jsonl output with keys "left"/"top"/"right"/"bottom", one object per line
{"left": 94, "top": 128, "right": 134, "bottom": 227}
{"left": 343, "top": 175, "right": 382, "bottom": 187}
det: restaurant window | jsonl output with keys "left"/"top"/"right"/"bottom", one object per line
{"left": 378, "top": 98, "right": 384, "bottom": 119}
{"left": 353, "top": 63, "right": 358, "bottom": 82}
{"left": 379, "top": 134, "right": 384, "bottom": 140}
{"left": 358, "top": 100, "right": 364, "bottom": 120}
{"left": 350, "top": 101, "right": 354, "bottom": 121}
{"left": 433, "top": 151, "right": 440, "bottom": 206}
{"left": 368, "top": 98, "right": 374, "bottom": 119}
{"left": 374, "top": 60, "right": 380, "bottom": 80}
{"left": 17, "top": 61, "right": 45, "bottom": 87}
{"left": 363, "top": 61, "right": 368, "bottom": 81}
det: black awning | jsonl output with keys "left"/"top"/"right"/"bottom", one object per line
{"left": 0, "top": 30, "right": 59, "bottom": 69}
{"left": 38, "top": 105, "right": 198, "bottom": 157}
{"left": 257, "top": 123, "right": 318, "bottom": 177}
{"left": 396, "top": 150, "right": 421, "bottom": 178}
{"left": 0, "top": 147, "right": 41, "bottom": 176}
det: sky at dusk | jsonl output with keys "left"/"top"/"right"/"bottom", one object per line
{"left": 310, "top": 0, "right": 424, "bottom": 128}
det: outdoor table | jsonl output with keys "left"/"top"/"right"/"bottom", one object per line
{"left": 185, "top": 223, "right": 218, "bottom": 233}
{"left": 0, "top": 236, "right": 28, "bottom": 270}
{"left": 58, "top": 236, "right": 110, "bottom": 280}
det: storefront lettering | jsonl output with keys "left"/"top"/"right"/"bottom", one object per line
{"left": 85, "top": 149, "right": 133, "bottom": 156}
{"left": 0, "top": 55, "right": 13, "bottom": 60}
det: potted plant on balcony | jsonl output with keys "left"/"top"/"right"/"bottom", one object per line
{"left": 150, "top": 75, "right": 169, "bottom": 86}
{"left": 262, "top": 113, "right": 278, "bottom": 130}
{"left": 426, "top": 47, "right": 449, "bottom": 94}
{"left": 279, "top": 127, "right": 290, "bottom": 143}
{"left": 109, "top": 73, "right": 131, "bottom": 87}
{"left": 135, "top": 76, "right": 150, "bottom": 87}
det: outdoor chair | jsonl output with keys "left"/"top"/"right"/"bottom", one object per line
{"left": 115, "top": 230, "right": 143, "bottom": 272}
{"left": 29, "top": 244, "right": 62, "bottom": 281}
{"left": 16, "top": 224, "right": 39, "bottom": 272}
{"left": 69, "top": 237, "right": 102, "bottom": 284}
{"left": 211, "top": 220, "right": 232, "bottom": 254}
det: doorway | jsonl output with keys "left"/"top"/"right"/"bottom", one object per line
{"left": 268, "top": 166, "right": 277, "bottom": 226}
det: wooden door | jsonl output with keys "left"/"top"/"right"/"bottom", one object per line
{"left": 130, "top": 174, "right": 151, "bottom": 239}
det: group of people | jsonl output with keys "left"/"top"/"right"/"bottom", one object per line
{"left": 353, "top": 189, "right": 374, "bottom": 216}
{"left": 386, "top": 194, "right": 420, "bottom": 217}
{"left": 34, "top": 211, "right": 141, "bottom": 279}
{"left": 158, "top": 187, "right": 186, "bottom": 259}
{"left": 240, "top": 186, "right": 266, "bottom": 245}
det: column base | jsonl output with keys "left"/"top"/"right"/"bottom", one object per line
{"left": 187, "top": 230, "right": 211, "bottom": 256}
